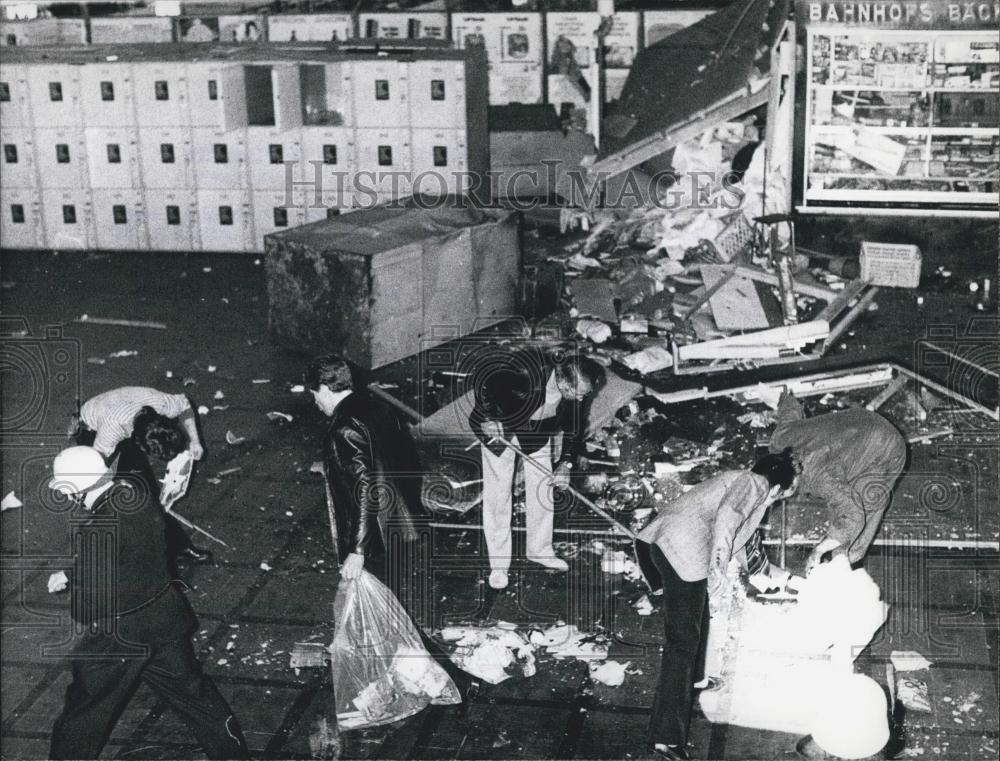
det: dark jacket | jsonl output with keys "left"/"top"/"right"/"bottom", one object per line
{"left": 770, "top": 395, "right": 907, "bottom": 563}
{"left": 468, "top": 346, "right": 589, "bottom": 464}
{"left": 323, "top": 391, "right": 428, "bottom": 564}
{"left": 68, "top": 446, "right": 194, "bottom": 643}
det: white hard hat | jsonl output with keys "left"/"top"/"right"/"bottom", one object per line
{"left": 49, "top": 446, "right": 109, "bottom": 495}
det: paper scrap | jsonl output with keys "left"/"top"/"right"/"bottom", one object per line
{"left": 1, "top": 491, "right": 23, "bottom": 511}
{"left": 48, "top": 571, "right": 68, "bottom": 593}
{"left": 589, "top": 660, "right": 629, "bottom": 687}
{"left": 267, "top": 411, "right": 294, "bottom": 423}
{"left": 225, "top": 431, "right": 245, "bottom": 446}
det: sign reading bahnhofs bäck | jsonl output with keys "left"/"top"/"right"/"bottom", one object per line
{"left": 797, "top": 0, "right": 999, "bottom": 27}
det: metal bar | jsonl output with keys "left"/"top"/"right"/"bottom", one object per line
{"left": 732, "top": 265, "right": 837, "bottom": 300}
{"left": 168, "top": 510, "right": 231, "bottom": 549}
{"left": 893, "top": 365, "right": 999, "bottom": 421}
{"left": 822, "top": 286, "right": 879, "bottom": 352}
{"left": 493, "top": 434, "right": 636, "bottom": 539}
{"left": 920, "top": 341, "right": 1000, "bottom": 379}
{"left": 74, "top": 316, "right": 167, "bottom": 329}
{"left": 865, "top": 373, "right": 909, "bottom": 411}
{"left": 816, "top": 279, "right": 867, "bottom": 322}
{"left": 367, "top": 383, "right": 423, "bottom": 423}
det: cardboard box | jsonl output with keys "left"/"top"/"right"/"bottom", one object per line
{"left": 265, "top": 205, "right": 520, "bottom": 367}
{"left": 860, "top": 242, "right": 922, "bottom": 288}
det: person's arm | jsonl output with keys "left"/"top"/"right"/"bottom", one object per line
{"left": 176, "top": 405, "right": 204, "bottom": 460}
{"left": 332, "top": 426, "right": 376, "bottom": 580}
{"left": 707, "top": 475, "right": 765, "bottom": 595}
{"left": 468, "top": 386, "right": 506, "bottom": 456}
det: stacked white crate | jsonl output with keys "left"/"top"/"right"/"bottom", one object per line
{"left": 28, "top": 63, "right": 96, "bottom": 250}
{"left": 80, "top": 62, "right": 147, "bottom": 251}
{"left": 0, "top": 63, "right": 43, "bottom": 248}
{"left": 1, "top": 44, "right": 487, "bottom": 254}
{"left": 187, "top": 62, "right": 254, "bottom": 253}
{"left": 353, "top": 58, "right": 413, "bottom": 203}
{"left": 299, "top": 59, "right": 356, "bottom": 223}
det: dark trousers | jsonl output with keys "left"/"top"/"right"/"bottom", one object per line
{"left": 50, "top": 635, "right": 249, "bottom": 760}
{"left": 647, "top": 543, "right": 709, "bottom": 749}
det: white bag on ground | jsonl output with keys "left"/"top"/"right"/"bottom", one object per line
{"left": 330, "top": 571, "right": 460, "bottom": 730}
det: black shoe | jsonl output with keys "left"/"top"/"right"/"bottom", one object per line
{"left": 178, "top": 545, "right": 213, "bottom": 563}
{"left": 650, "top": 744, "right": 690, "bottom": 760}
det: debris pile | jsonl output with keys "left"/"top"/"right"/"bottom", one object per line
{"left": 439, "top": 623, "right": 537, "bottom": 684}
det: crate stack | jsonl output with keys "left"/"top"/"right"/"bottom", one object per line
{"left": 0, "top": 42, "right": 488, "bottom": 254}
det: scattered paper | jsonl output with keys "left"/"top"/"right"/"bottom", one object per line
{"left": 108, "top": 350, "right": 138, "bottom": 358}
{"left": 48, "top": 571, "right": 68, "bottom": 593}
{"left": 1, "top": 491, "right": 22, "bottom": 511}
{"left": 226, "top": 431, "right": 245, "bottom": 446}
{"left": 897, "top": 676, "right": 932, "bottom": 713}
{"left": 260, "top": 562, "right": 272, "bottom": 571}
{"left": 622, "top": 346, "right": 673, "bottom": 374}
{"left": 634, "top": 594, "right": 654, "bottom": 616}
{"left": 576, "top": 319, "right": 612, "bottom": 344}
{"left": 252, "top": 378, "right": 271, "bottom": 385}
{"left": 290, "top": 384, "right": 305, "bottom": 393}
{"left": 267, "top": 411, "right": 294, "bottom": 423}
{"left": 439, "top": 623, "right": 536, "bottom": 684}
{"left": 537, "top": 623, "right": 609, "bottom": 661}
{"left": 589, "top": 660, "right": 629, "bottom": 687}
{"left": 214, "top": 390, "right": 225, "bottom": 400}
{"left": 160, "top": 451, "right": 194, "bottom": 511}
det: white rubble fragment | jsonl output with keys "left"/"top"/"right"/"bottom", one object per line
{"left": 198, "top": 405, "right": 210, "bottom": 415}
{"left": 890, "top": 651, "right": 933, "bottom": 672}
{"left": 267, "top": 411, "right": 294, "bottom": 422}
{"left": 226, "top": 431, "right": 245, "bottom": 446}
{"left": 2, "top": 491, "right": 23, "bottom": 511}
{"left": 290, "top": 384, "right": 305, "bottom": 393}
{"left": 539, "top": 623, "right": 609, "bottom": 661}
{"left": 576, "top": 319, "right": 612, "bottom": 344}
{"left": 439, "top": 623, "right": 536, "bottom": 684}
{"left": 108, "top": 350, "right": 138, "bottom": 358}
{"left": 622, "top": 346, "right": 673, "bottom": 374}
{"left": 48, "top": 571, "right": 69, "bottom": 593}
{"left": 208, "top": 365, "right": 217, "bottom": 373}
{"left": 589, "top": 660, "right": 629, "bottom": 687}
{"left": 260, "top": 562, "right": 272, "bottom": 571}
{"left": 214, "top": 390, "right": 225, "bottom": 400}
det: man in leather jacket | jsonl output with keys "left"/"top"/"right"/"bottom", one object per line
{"left": 46, "top": 445, "right": 248, "bottom": 759}
{"left": 306, "top": 354, "right": 476, "bottom": 695}
{"left": 468, "top": 346, "right": 604, "bottom": 590}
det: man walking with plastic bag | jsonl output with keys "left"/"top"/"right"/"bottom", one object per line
{"left": 306, "top": 355, "right": 476, "bottom": 728}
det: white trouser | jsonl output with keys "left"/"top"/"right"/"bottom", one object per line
{"left": 481, "top": 436, "right": 555, "bottom": 572}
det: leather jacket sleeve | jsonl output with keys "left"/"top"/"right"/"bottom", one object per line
{"left": 329, "top": 423, "right": 377, "bottom": 557}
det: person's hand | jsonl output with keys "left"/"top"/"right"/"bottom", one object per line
{"left": 340, "top": 552, "right": 365, "bottom": 581}
{"left": 48, "top": 572, "right": 68, "bottom": 594}
{"left": 188, "top": 442, "right": 204, "bottom": 461}
{"left": 481, "top": 421, "right": 503, "bottom": 442}
{"left": 552, "top": 462, "right": 572, "bottom": 490}
{"left": 805, "top": 538, "right": 842, "bottom": 576}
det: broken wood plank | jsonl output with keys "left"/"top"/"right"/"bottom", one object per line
{"left": 367, "top": 383, "right": 423, "bottom": 423}
{"left": 865, "top": 373, "right": 909, "bottom": 411}
{"left": 907, "top": 429, "right": 955, "bottom": 444}
{"left": 821, "top": 287, "right": 879, "bottom": 352}
{"left": 681, "top": 265, "right": 736, "bottom": 321}
{"left": 816, "top": 279, "right": 867, "bottom": 322}
{"left": 893, "top": 365, "right": 999, "bottom": 421}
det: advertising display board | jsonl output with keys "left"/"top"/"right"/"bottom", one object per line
{"left": 267, "top": 14, "right": 354, "bottom": 43}
{"left": 359, "top": 12, "right": 449, "bottom": 40}
{"left": 642, "top": 8, "right": 717, "bottom": 46}
{"left": 89, "top": 16, "right": 174, "bottom": 44}
{"left": 451, "top": 13, "right": 544, "bottom": 104}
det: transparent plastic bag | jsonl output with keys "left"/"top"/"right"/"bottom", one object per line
{"left": 331, "top": 571, "right": 460, "bottom": 730}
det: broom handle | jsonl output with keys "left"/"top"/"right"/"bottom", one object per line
{"left": 492, "top": 434, "right": 637, "bottom": 540}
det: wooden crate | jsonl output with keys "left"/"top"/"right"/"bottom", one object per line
{"left": 265, "top": 204, "right": 521, "bottom": 368}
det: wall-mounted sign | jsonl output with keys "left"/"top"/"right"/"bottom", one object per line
{"left": 451, "top": 13, "right": 544, "bottom": 104}
{"left": 797, "top": 0, "right": 1000, "bottom": 28}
